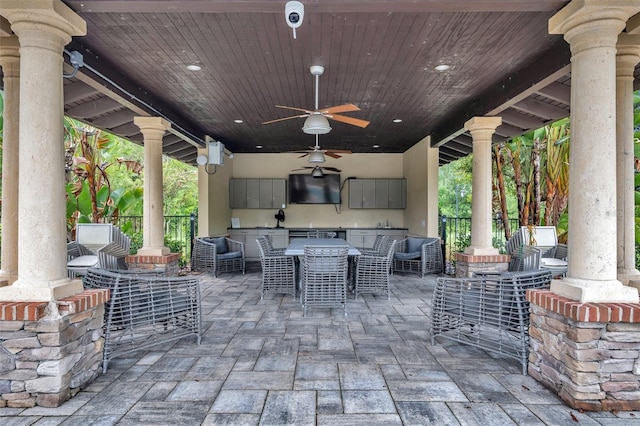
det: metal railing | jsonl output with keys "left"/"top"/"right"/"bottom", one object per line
{"left": 439, "top": 216, "right": 520, "bottom": 263}
{"left": 108, "top": 214, "right": 197, "bottom": 263}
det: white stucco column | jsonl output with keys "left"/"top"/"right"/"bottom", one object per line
{"left": 0, "top": 36, "right": 20, "bottom": 284}
{"left": 0, "top": 1, "right": 86, "bottom": 301}
{"left": 616, "top": 33, "right": 640, "bottom": 286}
{"left": 464, "top": 116, "right": 502, "bottom": 256}
{"left": 134, "top": 117, "right": 171, "bottom": 256}
{"left": 549, "top": 0, "right": 639, "bottom": 303}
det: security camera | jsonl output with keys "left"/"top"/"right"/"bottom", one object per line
{"left": 285, "top": 1, "right": 304, "bottom": 38}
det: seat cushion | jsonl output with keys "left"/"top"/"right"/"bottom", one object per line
{"left": 68, "top": 255, "right": 99, "bottom": 268}
{"left": 394, "top": 251, "right": 421, "bottom": 261}
{"left": 407, "top": 237, "right": 428, "bottom": 253}
{"left": 217, "top": 250, "right": 242, "bottom": 260}
{"left": 540, "top": 257, "right": 567, "bottom": 268}
{"left": 206, "top": 237, "right": 228, "bottom": 254}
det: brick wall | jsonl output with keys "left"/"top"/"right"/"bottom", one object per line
{"left": 0, "top": 289, "right": 109, "bottom": 408}
{"left": 527, "top": 289, "right": 640, "bottom": 411}
{"left": 126, "top": 253, "right": 181, "bottom": 276}
{"left": 454, "top": 253, "right": 510, "bottom": 277}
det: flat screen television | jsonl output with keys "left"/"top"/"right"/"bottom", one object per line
{"left": 289, "top": 173, "right": 341, "bottom": 204}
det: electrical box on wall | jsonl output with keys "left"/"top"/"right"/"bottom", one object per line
{"left": 208, "top": 141, "right": 224, "bottom": 165}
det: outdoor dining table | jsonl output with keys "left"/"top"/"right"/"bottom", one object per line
{"left": 284, "top": 238, "right": 362, "bottom": 256}
{"left": 284, "top": 238, "right": 361, "bottom": 292}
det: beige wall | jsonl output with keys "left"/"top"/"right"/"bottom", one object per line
{"left": 402, "top": 136, "right": 439, "bottom": 237}
{"left": 198, "top": 154, "right": 234, "bottom": 236}
{"left": 229, "top": 153, "right": 405, "bottom": 229}
{"left": 196, "top": 146, "right": 440, "bottom": 234}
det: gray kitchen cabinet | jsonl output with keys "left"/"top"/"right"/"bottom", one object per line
{"left": 348, "top": 179, "right": 376, "bottom": 209}
{"left": 228, "top": 228, "right": 260, "bottom": 260}
{"left": 347, "top": 229, "right": 378, "bottom": 249}
{"left": 259, "top": 179, "right": 287, "bottom": 209}
{"left": 230, "top": 178, "right": 286, "bottom": 209}
{"left": 349, "top": 178, "right": 406, "bottom": 209}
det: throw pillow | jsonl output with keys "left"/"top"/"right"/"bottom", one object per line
{"left": 209, "top": 237, "right": 228, "bottom": 254}
{"left": 407, "top": 237, "right": 427, "bottom": 254}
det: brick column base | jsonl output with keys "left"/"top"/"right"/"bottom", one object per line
{"left": 126, "top": 253, "right": 181, "bottom": 276}
{"left": 0, "top": 289, "right": 110, "bottom": 408}
{"left": 527, "top": 290, "right": 640, "bottom": 411}
{"left": 454, "top": 252, "right": 510, "bottom": 277}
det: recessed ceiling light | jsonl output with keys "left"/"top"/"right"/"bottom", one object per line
{"left": 392, "top": 119, "right": 402, "bottom": 123}
{"left": 373, "top": 144, "right": 380, "bottom": 149}
{"left": 435, "top": 64, "right": 451, "bottom": 72}
{"left": 186, "top": 64, "right": 201, "bottom": 71}
{"left": 234, "top": 119, "right": 244, "bottom": 124}
{"left": 256, "top": 145, "right": 263, "bottom": 149}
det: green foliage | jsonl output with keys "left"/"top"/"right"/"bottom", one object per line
{"left": 438, "top": 155, "right": 473, "bottom": 218}
{"left": 65, "top": 119, "right": 144, "bottom": 231}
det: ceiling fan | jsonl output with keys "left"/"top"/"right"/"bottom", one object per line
{"left": 289, "top": 135, "right": 351, "bottom": 163}
{"left": 262, "top": 65, "right": 370, "bottom": 134}
{"left": 292, "top": 165, "right": 341, "bottom": 178}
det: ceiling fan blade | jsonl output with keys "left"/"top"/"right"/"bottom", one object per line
{"left": 291, "top": 167, "right": 314, "bottom": 171}
{"left": 323, "top": 167, "right": 342, "bottom": 172}
{"left": 325, "top": 152, "right": 342, "bottom": 159}
{"left": 262, "top": 115, "right": 307, "bottom": 125}
{"left": 327, "top": 114, "right": 370, "bottom": 128}
{"left": 321, "top": 103, "right": 361, "bottom": 114}
{"left": 275, "top": 105, "right": 313, "bottom": 114}
{"left": 325, "top": 149, "right": 352, "bottom": 154}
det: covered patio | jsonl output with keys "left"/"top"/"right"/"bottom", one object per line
{"left": 1, "top": 268, "right": 629, "bottom": 425}
{"left": 3, "top": 0, "right": 640, "bottom": 415}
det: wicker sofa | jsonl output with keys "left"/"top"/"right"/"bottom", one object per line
{"left": 83, "top": 268, "right": 202, "bottom": 373}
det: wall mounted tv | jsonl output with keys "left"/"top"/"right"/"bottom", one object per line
{"left": 289, "top": 174, "right": 341, "bottom": 204}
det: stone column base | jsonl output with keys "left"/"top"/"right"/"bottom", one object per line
{"left": 0, "top": 289, "right": 110, "bottom": 408}
{"left": 527, "top": 289, "right": 640, "bottom": 411}
{"left": 126, "top": 253, "right": 182, "bottom": 276}
{"left": 454, "top": 252, "right": 510, "bottom": 277}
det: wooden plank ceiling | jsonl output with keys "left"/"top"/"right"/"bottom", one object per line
{"left": 9, "top": 1, "right": 639, "bottom": 165}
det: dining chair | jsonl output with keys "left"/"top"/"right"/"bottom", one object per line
{"left": 256, "top": 237, "right": 296, "bottom": 300}
{"left": 301, "top": 245, "right": 349, "bottom": 316}
{"left": 355, "top": 238, "right": 397, "bottom": 300}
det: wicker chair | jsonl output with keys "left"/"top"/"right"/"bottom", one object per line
{"left": 301, "top": 245, "right": 349, "bottom": 316}
{"left": 191, "top": 236, "right": 245, "bottom": 277}
{"left": 263, "top": 234, "right": 286, "bottom": 255}
{"left": 357, "top": 234, "right": 386, "bottom": 255}
{"left": 83, "top": 268, "right": 201, "bottom": 373}
{"left": 67, "top": 224, "right": 130, "bottom": 277}
{"left": 256, "top": 237, "right": 296, "bottom": 300}
{"left": 430, "top": 270, "right": 552, "bottom": 375}
{"left": 355, "top": 238, "right": 397, "bottom": 300}
{"left": 393, "top": 237, "right": 443, "bottom": 278}
{"left": 506, "top": 226, "right": 567, "bottom": 276}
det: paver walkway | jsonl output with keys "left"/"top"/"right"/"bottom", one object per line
{"left": 2, "top": 264, "right": 639, "bottom": 425}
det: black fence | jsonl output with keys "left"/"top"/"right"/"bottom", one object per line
{"left": 439, "top": 216, "right": 520, "bottom": 263}
{"left": 109, "top": 214, "right": 197, "bottom": 263}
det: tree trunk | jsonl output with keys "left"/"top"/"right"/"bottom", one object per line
{"left": 493, "top": 145, "right": 511, "bottom": 239}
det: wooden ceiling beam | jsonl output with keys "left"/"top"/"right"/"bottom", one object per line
{"left": 430, "top": 41, "right": 571, "bottom": 147}
{"left": 495, "top": 123, "right": 526, "bottom": 138}
{"left": 442, "top": 141, "right": 471, "bottom": 155}
{"left": 511, "top": 98, "right": 568, "bottom": 121}
{"left": 65, "top": 39, "right": 207, "bottom": 148}
{"left": 535, "top": 81, "right": 571, "bottom": 105}
{"left": 65, "top": 96, "right": 122, "bottom": 119}
{"left": 500, "top": 109, "right": 546, "bottom": 130}
{"left": 88, "top": 108, "right": 136, "bottom": 129}
{"left": 63, "top": 81, "right": 100, "bottom": 104}
{"left": 111, "top": 122, "right": 141, "bottom": 138}
{"left": 65, "top": 0, "right": 568, "bottom": 14}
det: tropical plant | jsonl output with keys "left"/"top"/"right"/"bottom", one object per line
{"left": 65, "top": 118, "right": 143, "bottom": 232}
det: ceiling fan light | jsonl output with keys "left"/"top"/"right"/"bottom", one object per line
{"left": 308, "top": 151, "right": 326, "bottom": 163}
{"left": 302, "top": 114, "right": 332, "bottom": 134}
{"left": 311, "top": 166, "right": 324, "bottom": 178}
